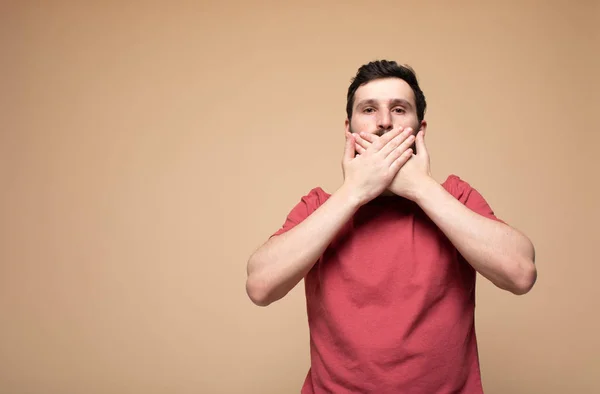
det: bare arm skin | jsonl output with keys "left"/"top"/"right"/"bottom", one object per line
{"left": 246, "top": 128, "right": 415, "bottom": 306}
{"left": 355, "top": 129, "right": 537, "bottom": 295}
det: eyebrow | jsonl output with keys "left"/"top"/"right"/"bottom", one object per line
{"left": 355, "top": 98, "right": 413, "bottom": 109}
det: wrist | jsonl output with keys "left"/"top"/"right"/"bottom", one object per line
{"left": 412, "top": 176, "right": 439, "bottom": 204}
{"left": 337, "top": 182, "right": 365, "bottom": 210}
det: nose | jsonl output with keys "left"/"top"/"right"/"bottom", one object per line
{"left": 376, "top": 111, "right": 393, "bottom": 136}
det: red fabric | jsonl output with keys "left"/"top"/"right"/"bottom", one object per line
{"left": 272, "top": 175, "right": 503, "bottom": 393}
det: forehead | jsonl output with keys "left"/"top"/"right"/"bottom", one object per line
{"left": 353, "top": 78, "right": 416, "bottom": 107}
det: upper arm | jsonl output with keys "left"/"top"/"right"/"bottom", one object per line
{"left": 448, "top": 175, "right": 505, "bottom": 223}
{"left": 270, "top": 187, "right": 325, "bottom": 238}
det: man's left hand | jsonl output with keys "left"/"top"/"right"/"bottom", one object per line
{"left": 354, "top": 128, "right": 433, "bottom": 201}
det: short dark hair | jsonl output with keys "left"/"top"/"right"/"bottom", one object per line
{"left": 346, "top": 60, "right": 427, "bottom": 122}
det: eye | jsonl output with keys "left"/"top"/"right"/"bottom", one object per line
{"left": 363, "top": 107, "right": 375, "bottom": 113}
{"left": 392, "top": 107, "right": 405, "bottom": 114}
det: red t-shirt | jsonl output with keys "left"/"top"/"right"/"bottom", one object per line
{"left": 271, "top": 175, "right": 503, "bottom": 393}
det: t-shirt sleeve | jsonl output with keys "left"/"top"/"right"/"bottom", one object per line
{"left": 270, "top": 187, "right": 326, "bottom": 238}
{"left": 447, "top": 175, "right": 505, "bottom": 223}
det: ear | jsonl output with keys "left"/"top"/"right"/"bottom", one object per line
{"left": 418, "top": 120, "right": 427, "bottom": 136}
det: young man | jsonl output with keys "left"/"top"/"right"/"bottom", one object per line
{"left": 245, "top": 60, "right": 537, "bottom": 393}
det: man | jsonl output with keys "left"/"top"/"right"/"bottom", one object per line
{"left": 245, "top": 60, "right": 537, "bottom": 393}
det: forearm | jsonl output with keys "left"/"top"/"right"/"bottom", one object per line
{"left": 246, "top": 184, "right": 361, "bottom": 306}
{"left": 414, "top": 178, "right": 537, "bottom": 295}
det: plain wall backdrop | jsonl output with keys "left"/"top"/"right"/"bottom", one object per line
{"left": 1, "top": 1, "right": 599, "bottom": 393}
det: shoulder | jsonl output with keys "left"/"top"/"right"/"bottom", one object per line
{"left": 284, "top": 186, "right": 331, "bottom": 215}
{"left": 442, "top": 174, "right": 502, "bottom": 221}
{"left": 441, "top": 174, "right": 487, "bottom": 205}
{"left": 441, "top": 174, "right": 474, "bottom": 200}
{"left": 299, "top": 186, "right": 331, "bottom": 210}
{"left": 270, "top": 186, "right": 331, "bottom": 238}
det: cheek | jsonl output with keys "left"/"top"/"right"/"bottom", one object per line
{"left": 350, "top": 114, "right": 375, "bottom": 132}
{"left": 394, "top": 116, "right": 420, "bottom": 132}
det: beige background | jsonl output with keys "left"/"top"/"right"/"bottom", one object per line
{"left": 1, "top": 1, "right": 599, "bottom": 393}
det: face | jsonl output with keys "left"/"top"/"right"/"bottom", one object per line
{"left": 345, "top": 77, "right": 426, "bottom": 139}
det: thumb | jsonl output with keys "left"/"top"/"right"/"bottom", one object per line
{"left": 343, "top": 131, "right": 355, "bottom": 164}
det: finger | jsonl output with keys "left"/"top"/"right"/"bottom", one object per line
{"left": 384, "top": 129, "right": 417, "bottom": 165}
{"left": 358, "top": 132, "right": 377, "bottom": 144}
{"left": 379, "top": 126, "right": 404, "bottom": 145}
{"left": 343, "top": 131, "right": 355, "bottom": 164}
{"left": 389, "top": 148, "right": 413, "bottom": 173}
{"left": 385, "top": 140, "right": 414, "bottom": 167}
{"left": 370, "top": 127, "right": 404, "bottom": 151}
{"left": 380, "top": 128, "right": 414, "bottom": 158}
{"left": 354, "top": 133, "right": 372, "bottom": 151}
{"left": 355, "top": 142, "right": 367, "bottom": 155}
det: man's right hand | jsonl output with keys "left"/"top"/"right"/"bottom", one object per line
{"left": 246, "top": 126, "right": 413, "bottom": 307}
{"left": 341, "top": 127, "right": 415, "bottom": 206}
